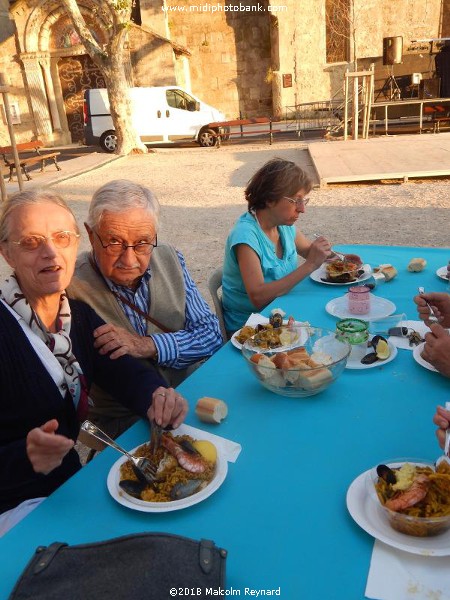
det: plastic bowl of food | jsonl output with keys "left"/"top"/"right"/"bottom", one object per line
{"left": 241, "top": 325, "right": 351, "bottom": 398}
{"left": 367, "top": 458, "right": 450, "bottom": 537}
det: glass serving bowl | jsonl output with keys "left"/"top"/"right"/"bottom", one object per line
{"left": 241, "top": 325, "right": 351, "bottom": 398}
{"left": 367, "top": 458, "right": 450, "bottom": 537}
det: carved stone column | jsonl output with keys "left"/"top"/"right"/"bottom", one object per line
{"left": 20, "top": 54, "right": 53, "bottom": 140}
{"left": 40, "top": 56, "right": 61, "bottom": 131}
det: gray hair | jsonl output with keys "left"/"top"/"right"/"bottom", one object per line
{"left": 0, "top": 189, "right": 79, "bottom": 242}
{"left": 86, "top": 180, "right": 160, "bottom": 230}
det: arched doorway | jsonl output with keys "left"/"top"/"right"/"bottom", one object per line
{"left": 58, "top": 54, "right": 105, "bottom": 143}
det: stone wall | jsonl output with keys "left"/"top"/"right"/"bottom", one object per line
{"left": 162, "top": 0, "right": 272, "bottom": 118}
{"left": 129, "top": 24, "right": 178, "bottom": 87}
{"left": 0, "top": 1, "right": 37, "bottom": 146}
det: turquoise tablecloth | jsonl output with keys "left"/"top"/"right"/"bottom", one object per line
{"left": 1, "top": 245, "right": 449, "bottom": 599}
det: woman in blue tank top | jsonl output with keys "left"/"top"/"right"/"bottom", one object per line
{"left": 222, "top": 158, "right": 332, "bottom": 334}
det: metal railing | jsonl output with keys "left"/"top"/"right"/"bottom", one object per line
{"left": 284, "top": 100, "right": 343, "bottom": 133}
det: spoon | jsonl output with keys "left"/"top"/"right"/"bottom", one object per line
{"left": 436, "top": 401, "right": 450, "bottom": 469}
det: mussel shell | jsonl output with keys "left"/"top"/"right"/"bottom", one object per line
{"left": 376, "top": 464, "right": 397, "bottom": 485}
{"left": 170, "top": 479, "right": 203, "bottom": 500}
{"left": 119, "top": 479, "right": 146, "bottom": 499}
{"left": 361, "top": 352, "right": 379, "bottom": 365}
{"left": 269, "top": 313, "right": 283, "bottom": 328}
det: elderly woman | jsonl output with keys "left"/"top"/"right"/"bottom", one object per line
{"left": 0, "top": 189, "right": 187, "bottom": 531}
{"left": 222, "top": 158, "right": 331, "bottom": 334}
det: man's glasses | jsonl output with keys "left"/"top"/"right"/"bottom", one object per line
{"left": 11, "top": 231, "right": 80, "bottom": 251}
{"left": 94, "top": 230, "right": 158, "bottom": 256}
{"left": 283, "top": 196, "right": 310, "bottom": 208}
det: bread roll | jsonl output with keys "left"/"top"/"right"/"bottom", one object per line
{"left": 272, "top": 352, "right": 290, "bottom": 369}
{"left": 380, "top": 265, "right": 397, "bottom": 281}
{"left": 251, "top": 354, "right": 277, "bottom": 380}
{"left": 195, "top": 397, "right": 228, "bottom": 424}
{"left": 297, "top": 367, "right": 333, "bottom": 391}
{"left": 408, "top": 258, "right": 427, "bottom": 272}
{"left": 286, "top": 347, "right": 309, "bottom": 361}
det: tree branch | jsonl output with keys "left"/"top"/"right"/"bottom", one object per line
{"left": 59, "top": 0, "right": 105, "bottom": 60}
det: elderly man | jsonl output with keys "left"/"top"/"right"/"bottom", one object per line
{"left": 69, "top": 180, "right": 223, "bottom": 437}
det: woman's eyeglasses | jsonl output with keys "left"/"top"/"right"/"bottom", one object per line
{"left": 11, "top": 231, "right": 80, "bottom": 251}
{"left": 283, "top": 196, "right": 310, "bottom": 208}
{"left": 94, "top": 230, "right": 158, "bottom": 256}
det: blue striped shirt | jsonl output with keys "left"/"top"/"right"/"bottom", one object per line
{"left": 104, "top": 250, "right": 223, "bottom": 369}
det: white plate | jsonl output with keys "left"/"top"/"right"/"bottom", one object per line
{"left": 413, "top": 342, "right": 438, "bottom": 373}
{"left": 231, "top": 320, "right": 307, "bottom": 351}
{"left": 346, "top": 470, "right": 450, "bottom": 556}
{"left": 107, "top": 441, "right": 228, "bottom": 513}
{"left": 345, "top": 337, "right": 398, "bottom": 370}
{"left": 436, "top": 266, "right": 450, "bottom": 282}
{"left": 325, "top": 295, "right": 396, "bottom": 321}
{"left": 310, "top": 263, "right": 372, "bottom": 286}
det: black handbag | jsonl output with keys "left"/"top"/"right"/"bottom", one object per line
{"left": 9, "top": 532, "right": 227, "bottom": 600}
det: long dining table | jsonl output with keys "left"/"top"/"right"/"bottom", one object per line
{"left": 1, "top": 244, "right": 450, "bottom": 599}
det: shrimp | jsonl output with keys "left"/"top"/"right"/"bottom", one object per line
{"left": 385, "top": 474, "right": 431, "bottom": 511}
{"left": 161, "top": 434, "right": 207, "bottom": 474}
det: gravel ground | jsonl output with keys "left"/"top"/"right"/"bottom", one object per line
{"left": 2, "top": 138, "right": 449, "bottom": 461}
{"left": 42, "top": 139, "right": 450, "bottom": 303}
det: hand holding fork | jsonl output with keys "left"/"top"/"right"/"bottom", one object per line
{"left": 418, "top": 287, "right": 440, "bottom": 324}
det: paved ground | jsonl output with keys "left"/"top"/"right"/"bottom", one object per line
{"left": 1, "top": 138, "right": 450, "bottom": 304}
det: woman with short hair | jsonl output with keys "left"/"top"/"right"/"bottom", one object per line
{"left": 222, "top": 158, "right": 331, "bottom": 334}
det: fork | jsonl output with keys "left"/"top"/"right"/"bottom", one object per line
{"left": 418, "top": 287, "right": 440, "bottom": 324}
{"left": 313, "top": 234, "right": 346, "bottom": 262}
{"left": 80, "top": 420, "right": 157, "bottom": 485}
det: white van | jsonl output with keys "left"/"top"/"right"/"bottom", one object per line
{"left": 83, "top": 86, "right": 227, "bottom": 152}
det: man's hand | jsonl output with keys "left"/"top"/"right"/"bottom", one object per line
{"left": 148, "top": 387, "right": 188, "bottom": 429}
{"left": 26, "top": 419, "right": 74, "bottom": 474}
{"left": 93, "top": 323, "right": 157, "bottom": 360}
{"left": 433, "top": 405, "right": 450, "bottom": 450}
{"left": 413, "top": 292, "right": 450, "bottom": 327}
{"left": 421, "top": 323, "right": 450, "bottom": 378}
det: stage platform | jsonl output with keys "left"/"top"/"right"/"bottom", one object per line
{"left": 308, "top": 132, "right": 450, "bottom": 187}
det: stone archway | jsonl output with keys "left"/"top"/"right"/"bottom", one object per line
{"left": 58, "top": 54, "right": 105, "bottom": 142}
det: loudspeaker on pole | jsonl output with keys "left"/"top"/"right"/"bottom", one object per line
{"left": 383, "top": 36, "right": 403, "bottom": 65}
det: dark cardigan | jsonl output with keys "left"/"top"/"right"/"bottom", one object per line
{"left": 0, "top": 299, "right": 166, "bottom": 514}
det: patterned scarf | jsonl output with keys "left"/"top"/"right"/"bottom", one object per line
{"left": 0, "top": 274, "right": 89, "bottom": 420}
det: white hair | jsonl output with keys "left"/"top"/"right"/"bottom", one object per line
{"left": 87, "top": 180, "right": 160, "bottom": 230}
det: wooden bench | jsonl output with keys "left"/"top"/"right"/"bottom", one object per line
{"left": 207, "top": 118, "right": 284, "bottom": 146}
{"left": 0, "top": 140, "right": 61, "bottom": 182}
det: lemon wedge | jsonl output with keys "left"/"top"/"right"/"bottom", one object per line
{"left": 192, "top": 440, "right": 217, "bottom": 464}
{"left": 375, "top": 339, "right": 390, "bottom": 360}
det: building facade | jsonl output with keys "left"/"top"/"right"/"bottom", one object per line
{"left": 0, "top": 0, "right": 449, "bottom": 146}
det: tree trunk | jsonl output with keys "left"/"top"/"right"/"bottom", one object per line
{"left": 103, "top": 50, "right": 147, "bottom": 155}
{"left": 60, "top": 0, "right": 147, "bottom": 155}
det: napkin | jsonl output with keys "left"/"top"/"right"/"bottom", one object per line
{"left": 244, "top": 312, "right": 310, "bottom": 328}
{"left": 366, "top": 540, "right": 450, "bottom": 600}
{"left": 175, "top": 423, "right": 242, "bottom": 464}
{"left": 387, "top": 321, "right": 430, "bottom": 351}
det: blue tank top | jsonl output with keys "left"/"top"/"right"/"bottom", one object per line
{"left": 222, "top": 212, "right": 298, "bottom": 332}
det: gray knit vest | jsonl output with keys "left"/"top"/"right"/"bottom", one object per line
{"left": 68, "top": 245, "right": 189, "bottom": 419}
